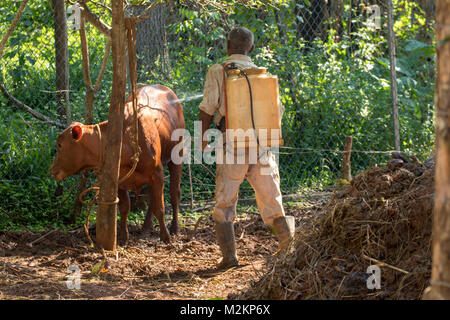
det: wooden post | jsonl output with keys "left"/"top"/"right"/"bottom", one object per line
{"left": 51, "top": 0, "right": 71, "bottom": 124}
{"left": 341, "top": 135, "right": 353, "bottom": 181}
{"left": 95, "top": 0, "right": 126, "bottom": 252}
{"left": 423, "top": 0, "right": 450, "bottom": 300}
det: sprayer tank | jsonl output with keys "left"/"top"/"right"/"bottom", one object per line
{"left": 225, "top": 67, "right": 283, "bottom": 148}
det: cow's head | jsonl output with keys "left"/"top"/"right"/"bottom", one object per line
{"left": 50, "top": 121, "right": 95, "bottom": 180}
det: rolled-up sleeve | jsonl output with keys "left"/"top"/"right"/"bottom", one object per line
{"left": 199, "top": 64, "right": 222, "bottom": 116}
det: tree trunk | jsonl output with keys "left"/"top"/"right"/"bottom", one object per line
{"left": 51, "top": 0, "right": 70, "bottom": 124}
{"left": 95, "top": 0, "right": 126, "bottom": 251}
{"left": 134, "top": 4, "right": 170, "bottom": 81}
{"left": 423, "top": 0, "right": 450, "bottom": 300}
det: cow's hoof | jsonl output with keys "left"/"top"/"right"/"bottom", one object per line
{"left": 118, "top": 232, "right": 129, "bottom": 247}
{"left": 169, "top": 223, "right": 178, "bottom": 235}
{"left": 160, "top": 232, "right": 171, "bottom": 244}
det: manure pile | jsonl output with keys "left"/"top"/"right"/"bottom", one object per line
{"left": 240, "top": 158, "right": 434, "bottom": 300}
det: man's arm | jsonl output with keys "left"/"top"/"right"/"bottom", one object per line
{"left": 198, "top": 64, "right": 222, "bottom": 151}
{"left": 199, "top": 109, "right": 213, "bottom": 151}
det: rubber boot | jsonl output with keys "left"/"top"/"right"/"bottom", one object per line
{"left": 214, "top": 221, "right": 239, "bottom": 269}
{"left": 272, "top": 216, "right": 295, "bottom": 252}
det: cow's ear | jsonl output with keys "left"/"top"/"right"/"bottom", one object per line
{"left": 71, "top": 125, "right": 83, "bottom": 141}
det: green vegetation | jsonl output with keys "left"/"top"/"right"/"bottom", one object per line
{"left": 0, "top": 0, "right": 435, "bottom": 230}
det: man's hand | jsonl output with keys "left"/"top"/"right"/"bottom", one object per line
{"left": 199, "top": 110, "right": 214, "bottom": 151}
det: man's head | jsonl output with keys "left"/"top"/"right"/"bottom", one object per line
{"left": 226, "top": 27, "right": 254, "bottom": 56}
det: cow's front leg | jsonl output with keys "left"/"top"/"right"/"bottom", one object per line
{"left": 118, "top": 188, "right": 130, "bottom": 246}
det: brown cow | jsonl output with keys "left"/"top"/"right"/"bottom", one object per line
{"left": 50, "top": 85, "right": 185, "bottom": 245}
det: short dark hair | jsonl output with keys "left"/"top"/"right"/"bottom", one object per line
{"left": 227, "top": 27, "right": 254, "bottom": 54}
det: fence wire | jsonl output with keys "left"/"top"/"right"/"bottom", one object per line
{"left": 0, "top": 0, "right": 436, "bottom": 227}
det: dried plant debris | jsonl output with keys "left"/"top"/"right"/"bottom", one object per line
{"left": 239, "top": 159, "right": 434, "bottom": 300}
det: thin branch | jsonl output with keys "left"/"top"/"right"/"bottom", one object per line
{"left": 89, "top": 0, "right": 112, "bottom": 13}
{"left": 79, "top": 13, "right": 93, "bottom": 92}
{"left": 132, "top": 14, "right": 152, "bottom": 23}
{"left": 78, "top": 0, "right": 112, "bottom": 38}
{"left": 79, "top": 12, "right": 95, "bottom": 123}
{"left": 26, "top": 229, "right": 58, "bottom": 247}
{"left": 0, "top": 83, "right": 66, "bottom": 129}
{"left": 94, "top": 38, "right": 111, "bottom": 93}
{"left": 362, "top": 255, "right": 410, "bottom": 275}
{"left": 0, "top": 0, "right": 30, "bottom": 60}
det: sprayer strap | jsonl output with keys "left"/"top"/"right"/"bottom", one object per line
{"left": 221, "top": 62, "right": 236, "bottom": 130}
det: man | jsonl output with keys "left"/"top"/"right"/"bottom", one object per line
{"left": 198, "top": 27, "right": 295, "bottom": 269}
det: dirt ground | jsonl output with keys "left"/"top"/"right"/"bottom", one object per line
{"left": 0, "top": 198, "right": 326, "bottom": 300}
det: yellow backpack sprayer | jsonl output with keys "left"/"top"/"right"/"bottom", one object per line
{"left": 222, "top": 63, "right": 283, "bottom": 149}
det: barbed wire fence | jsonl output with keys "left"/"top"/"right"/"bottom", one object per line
{"left": 0, "top": 0, "right": 436, "bottom": 227}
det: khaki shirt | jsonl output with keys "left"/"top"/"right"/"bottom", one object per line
{"left": 199, "top": 54, "right": 284, "bottom": 126}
